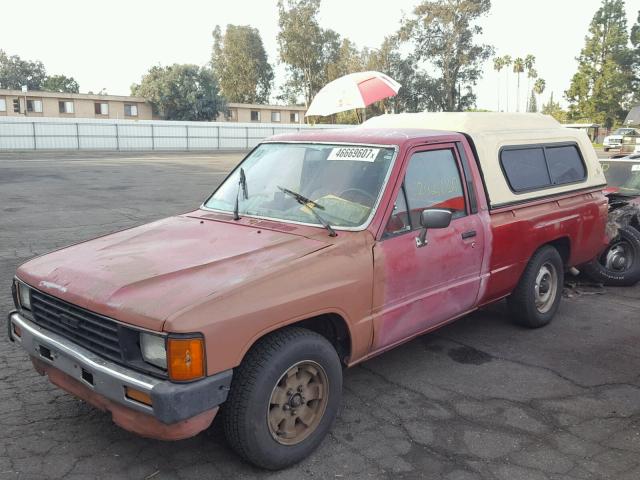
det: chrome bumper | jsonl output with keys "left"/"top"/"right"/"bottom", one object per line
{"left": 8, "top": 311, "right": 232, "bottom": 424}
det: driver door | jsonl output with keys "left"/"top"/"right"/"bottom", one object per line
{"left": 370, "top": 144, "right": 484, "bottom": 351}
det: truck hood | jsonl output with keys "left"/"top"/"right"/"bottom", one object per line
{"left": 17, "top": 215, "right": 330, "bottom": 331}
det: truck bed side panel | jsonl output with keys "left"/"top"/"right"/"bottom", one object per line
{"left": 479, "top": 189, "right": 609, "bottom": 305}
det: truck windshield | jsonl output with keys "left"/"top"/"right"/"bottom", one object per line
{"left": 601, "top": 161, "right": 640, "bottom": 196}
{"left": 204, "top": 143, "right": 396, "bottom": 229}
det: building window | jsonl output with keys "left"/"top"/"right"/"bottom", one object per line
{"left": 250, "top": 110, "right": 260, "bottom": 122}
{"left": 94, "top": 102, "right": 109, "bottom": 115}
{"left": 124, "top": 104, "right": 138, "bottom": 116}
{"left": 0, "top": 98, "right": 6, "bottom": 112}
{"left": 27, "top": 100, "right": 43, "bottom": 113}
{"left": 271, "top": 111, "right": 281, "bottom": 122}
{"left": 58, "top": 101, "right": 74, "bottom": 114}
{"left": 290, "top": 112, "right": 299, "bottom": 123}
{"left": 13, "top": 99, "right": 20, "bottom": 113}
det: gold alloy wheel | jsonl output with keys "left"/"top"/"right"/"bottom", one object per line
{"left": 267, "top": 360, "right": 329, "bottom": 446}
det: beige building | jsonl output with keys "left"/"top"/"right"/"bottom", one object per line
{"left": 222, "top": 102, "right": 306, "bottom": 124}
{"left": 0, "top": 89, "right": 307, "bottom": 124}
{"left": 0, "top": 89, "right": 153, "bottom": 120}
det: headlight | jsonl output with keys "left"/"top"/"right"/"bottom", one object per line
{"left": 140, "top": 332, "right": 167, "bottom": 369}
{"left": 17, "top": 282, "right": 31, "bottom": 311}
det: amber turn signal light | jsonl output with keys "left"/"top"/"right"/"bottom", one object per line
{"left": 125, "top": 386, "right": 153, "bottom": 406}
{"left": 167, "top": 337, "right": 205, "bottom": 381}
{"left": 12, "top": 322, "right": 22, "bottom": 338}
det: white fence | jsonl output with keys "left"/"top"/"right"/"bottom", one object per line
{"left": 0, "top": 117, "right": 343, "bottom": 151}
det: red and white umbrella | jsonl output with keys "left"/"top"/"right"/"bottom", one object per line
{"left": 305, "top": 71, "right": 401, "bottom": 117}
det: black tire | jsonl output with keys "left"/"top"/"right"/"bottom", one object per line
{"left": 222, "top": 327, "right": 342, "bottom": 470}
{"left": 604, "top": 147, "right": 610, "bottom": 152}
{"left": 507, "top": 245, "right": 564, "bottom": 328}
{"left": 581, "top": 225, "right": 640, "bottom": 286}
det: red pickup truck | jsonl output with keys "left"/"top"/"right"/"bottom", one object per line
{"left": 8, "top": 113, "right": 609, "bottom": 469}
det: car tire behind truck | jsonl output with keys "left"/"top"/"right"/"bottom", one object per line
{"left": 507, "top": 245, "right": 564, "bottom": 328}
{"left": 222, "top": 327, "right": 342, "bottom": 470}
{"left": 582, "top": 225, "right": 640, "bottom": 287}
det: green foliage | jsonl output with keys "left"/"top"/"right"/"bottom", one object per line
{"left": 212, "top": 24, "right": 273, "bottom": 103}
{"left": 327, "top": 39, "right": 364, "bottom": 81}
{"left": 0, "top": 50, "right": 80, "bottom": 93}
{"left": 41, "top": 74, "right": 80, "bottom": 93}
{"left": 631, "top": 10, "right": 640, "bottom": 103}
{"left": 528, "top": 90, "right": 537, "bottom": 112}
{"left": 398, "top": 0, "right": 494, "bottom": 111}
{"left": 565, "top": 0, "right": 634, "bottom": 128}
{"left": 542, "top": 92, "right": 568, "bottom": 123}
{"left": 277, "top": 0, "right": 341, "bottom": 106}
{"left": 132, "top": 64, "right": 225, "bottom": 121}
{"left": 365, "top": 36, "right": 438, "bottom": 115}
{"left": 0, "top": 50, "right": 47, "bottom": 90}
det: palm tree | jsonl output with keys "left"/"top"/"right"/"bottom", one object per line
{"left": 502, "top": 55, "right": 512, "bottom": 111}
{"left": 513, "top": 57, "right": 525, "bottom": 112}
{"left": 493, "top": 57, "right": 504, "bottom": 111}
{"left": 524, "top": 55, "right": 536, "bottom": 110}
{"left": 533, "top": 78, "right": 546, "bottom": 111}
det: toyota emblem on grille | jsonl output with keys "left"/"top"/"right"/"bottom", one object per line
{"left": 58, "top": 313, "right": 80, "bottom": 329}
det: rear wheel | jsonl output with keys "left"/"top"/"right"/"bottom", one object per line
{"left": 222, "top": 327, "right": 342, "bottom": 470}
{"left": 582, "top": 225, "right": 640, "bottom": 286}
{"left": 507, "top": 245, "right": 564, "bottom": 328}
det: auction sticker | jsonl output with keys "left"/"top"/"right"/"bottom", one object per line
{"left": 328, "top": 147, "right": 379, "bottom": 162}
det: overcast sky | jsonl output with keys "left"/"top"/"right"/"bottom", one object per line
{"left": 0, "top": 0, "right": 637, "bottom": 111}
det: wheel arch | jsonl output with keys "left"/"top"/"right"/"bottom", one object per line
{"left": 238, "top": 312, "right": 353, "bottom": 368}
{"left": 546, "top": 236, "right": 571, "bottom": 266}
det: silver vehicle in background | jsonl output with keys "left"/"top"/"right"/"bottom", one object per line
{"left": 604, "top": 127, "right": 639, "bottom": 151}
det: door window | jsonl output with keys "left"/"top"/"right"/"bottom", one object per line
{"left": 384, "top": 149, "right": 466, "bottom": 237}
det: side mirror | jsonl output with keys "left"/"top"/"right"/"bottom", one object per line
{"left": 416, "top": 208, "right": 452, "bottom": 248}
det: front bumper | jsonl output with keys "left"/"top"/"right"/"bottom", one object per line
{"left": 8, "top": 311, "right": 232, "bottom": 439}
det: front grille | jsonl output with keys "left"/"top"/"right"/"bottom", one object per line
{"left": 30, "top": 289, "right": 122, "bottom": 362}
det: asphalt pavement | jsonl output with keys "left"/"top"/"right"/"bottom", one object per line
{"left": 1, "top": 151, "right": 639, "bottom": 480}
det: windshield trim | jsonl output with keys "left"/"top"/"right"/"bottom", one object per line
{"left": 200, "top": 141, "right": 400, "bottom": 232}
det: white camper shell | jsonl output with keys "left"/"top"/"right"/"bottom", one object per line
{"left": 363, "top": 112, "right": 606, "bottom": 208}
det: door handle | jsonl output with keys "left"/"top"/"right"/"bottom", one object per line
{"left": 461, "top": 230, "right": 476, "bottom": 239}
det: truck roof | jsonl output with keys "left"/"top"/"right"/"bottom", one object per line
{"left": 270, "top": 112, "right": 606, "bottom": 208}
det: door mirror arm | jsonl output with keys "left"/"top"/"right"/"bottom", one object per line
{"left": 415, "top": 209, "right": 453, "bottom": 248}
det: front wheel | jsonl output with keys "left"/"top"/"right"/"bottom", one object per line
{"left": 507, "top": 245, "right": 564, "bottom": 328}
{"left": 222, "top": 327, "right": 342, "bottom": 470}
{"left": 582, "top": 225, "right": 640, "bottom": 286}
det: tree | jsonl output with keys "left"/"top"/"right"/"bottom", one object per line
{"left": 502, "top": 54, "right": 512, "bottom": 111}
{"left": 493, "top": 57, "right": 504, "bottom": 111}
{"left": 533, "top": 77, "right": 546, "bottom": 112}
{"left": 512, "top": 57, "right": 524, "bottom": 111}
{"left": 565, "top": 0, "right": 634, "bottom": 127}
{"left": 277, "top": 0, "right": 341, "bottom": 106}
{"left": 42, "top": 74, "right": 80, "bottom": 93}
{"left": 0, "top": 50, "right": 47, "bottom": 90}
{"left": 211, "top": 24, "right": 274, "bottom": 104}
{"left": 631, "top": 10, "right": 640, "bottom": 103}
{"left": 366, "top": 36, "right": 438, "bottom": 115}
{"left": 524, "top": 54, "right": 536, "bottom": 111}
{"left": 399, "top": 0, "right": 494, "bottom": 111}
{"left": 528, "top": 90, "right": 537, "bottom": 112}
{"left": 132, "top": 64, "right": 225, "bottom": 121}
{"left": 542, "top": 92, "right": 567, "bottom": 123}
{"left": 327, "top": 38, "right": 364, "bottom": 81}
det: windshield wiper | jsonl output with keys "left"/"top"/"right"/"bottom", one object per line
{"left": 277, "top": 186, "right": 337, "bottom": 237}
{"left": 233, "top": 167, "right": 248, "bottom": 220}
